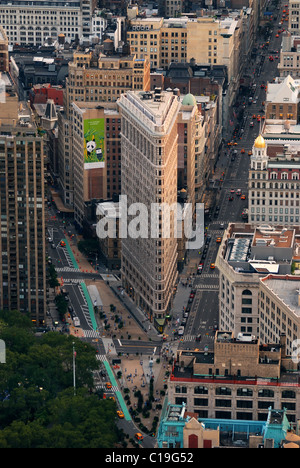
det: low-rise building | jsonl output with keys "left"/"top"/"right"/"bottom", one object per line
{"left": 168, "top": 332, "right": 300, "bottom": 423}
{"left": 157, "top": 402, "right": 294, "bottom": 448}
{"left": 265, "top": 75, "right": 299, "bottom": 123}
{"left": 259, "top": 274, "right": 300, "bottom": 356}
{"left": 215, "top": 221, "right": 300, "bottom": 340}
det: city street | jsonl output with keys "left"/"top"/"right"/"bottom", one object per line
{"left": 177, "top": 23, "right": 283, "bottom": 351}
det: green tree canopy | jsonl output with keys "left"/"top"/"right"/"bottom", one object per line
{"left": 0, "top": 310, "right": 119, "bottom": 448}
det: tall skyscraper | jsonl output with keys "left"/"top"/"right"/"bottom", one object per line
{"left": 118, "top": 89, "right": 180, "bottom": 331}
{"left": 0, "top": 82, "right": 46, "bottom": 324}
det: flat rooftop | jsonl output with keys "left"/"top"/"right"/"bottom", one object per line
{"left": 253, "top": 227, "right": 294, "bottom": 249}
{"left": 261, "top": 276, "right": 300, "bottom": 317}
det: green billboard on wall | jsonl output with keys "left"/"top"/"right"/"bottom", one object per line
{"left": 83, "top": 118, "right": 105, "bottom": 169}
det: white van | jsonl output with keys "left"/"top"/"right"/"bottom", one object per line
{"left": 178, "top": 326, "right": 184, "bottom": 336}
{"left": 73, "top": 317, "right": 80, "bottom": 327}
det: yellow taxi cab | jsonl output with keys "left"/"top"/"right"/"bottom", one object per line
{"left": 216, "top": 237, "right": 222, "bottom": 243}
{"left": 117, "top": 411, "right": 124, "bottom": 419}
{"left": 106, "top": 382, "right": 112, "bottom": 389}
{"left": 210, "top": 263, "right": 215, "bottom": 269}
{"left": 135, "top": 433, "right": 143, "bottom": 441}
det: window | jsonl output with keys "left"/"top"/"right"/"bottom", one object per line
{"left": 242, "top": 289, "right": 252, "bottom": 296}
{"left": 216, "top": 387, "right": 231, "bottom": 396}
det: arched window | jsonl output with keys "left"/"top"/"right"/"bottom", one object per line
{"left": 281, "top": 172, "right": 288, "bottom": 180}
{"left": 242, "top": 289, "right": 252, "bottom": 296}
{"left": 292, "top": 172, "right": 299, "bottom": 180}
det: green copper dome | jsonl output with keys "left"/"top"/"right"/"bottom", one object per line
{"left": 182, "top": 93, "right": 197, "bottom": 106}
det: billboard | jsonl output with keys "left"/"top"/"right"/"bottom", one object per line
{"left": 83, "top": 118, "right": 105, "bottom": 169}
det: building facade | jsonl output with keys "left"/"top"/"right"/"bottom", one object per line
{"left": 0, "top": 85, "right": 46, "bottom": 324}
{"left": 118, "top": 89, "right": 180, "bottom": 330}
{"left": 168, "top": 332, "right": 300, "bottom": 423}
{"left": 0, "top": 0, "right": 97, "bottom": 46}
{"left": 259, "top": 274, "right": 300, "bottom": 356}
{"left": 215, "top": 222, "right": 298, "bottom": 341}
{"left": 57, "top": 47, "right": 150, "bottom": 215}
{"left": 249, "top": 134, "right": 300, "bottom": 226}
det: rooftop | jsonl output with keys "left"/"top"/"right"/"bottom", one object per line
{"left": 261, "top": 275, "right": 300, "bottom": 317}
{"left": 253, "top": 227, "right": 295, "bottom": 249}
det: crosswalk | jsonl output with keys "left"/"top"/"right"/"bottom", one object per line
{"left": 200, "top": 273, "right": 219, "bottom": 279}
{"left": 195, "top": 284, "right": 219, "bottom": 290}
{"left": 56, "top": 267, "right": 79, "bottom": 273}
{"left": 84, "top": 329, "right": 101, "bottom": 339}
{"left": 180, "top": 334, "right": 214, "bottom": 342}
{"left": 96, "top": 354, "right": 108, "bottom": 362}
{"left": 95, "top": 383, "right": 119, "bottom": 392}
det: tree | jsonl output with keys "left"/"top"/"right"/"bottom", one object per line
{"left": 0, "top": 311, "right": 120, "bottom": 448}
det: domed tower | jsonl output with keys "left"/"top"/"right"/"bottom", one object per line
{"left": 182, "top": 93, "right": 197, "bottom": 107}
{"left": 250, "top": 134, "right": 268, "bottom": 170}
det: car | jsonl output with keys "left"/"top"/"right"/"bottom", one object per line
{"left": 241, "top": 195, "right": 246, "bottom": 200}
{"left": 106, "top": 382, "right": 112, "bottom": 389}
{"left": 188, "top": 297, "right": 193, "bottom": 303}
{"left": 210, "top": 263, "right": 215, "bottom": 269}
{"left": 51, "top": 243, "right": 56, "bottom": 249}
{"left": 230, "top": 189, "right": 235, "bottom": 193}
{"left": 109, "top": 396, "right": 116, "bottom": 402}
{"left": 216, "top": 237, "right": 222, "bottom": 243}
{"left": 248, "top": 150, "right": 252, "bottom": 155}
{"left": 236, "top": 189, "right": 241, "bottom": 195}
{"left": 241, "top": 148, "right": 245, "bottom": 153}
{"left": 206, "top": 235, "right": 211, "bottom": 243}
{"left": 252, "top": 114, "right": 256, "bottom": 119}
{"left": 229, "top": 196, "right": 234, "bottom": 201}
{"left": 135, "top": 433, "right": 143, "bottom": 441}
{"left": 269, "top": 55, "right": 274, "bottom": 60}
{"left": 189, "top": 293, "right": 195, "bottom": 299}
{"left": 184, "top": 312, "right": 189, "bottom": 318}
{"left": 197, "top": 266, "right": 203, "bottom": 275}
{"left": 117, "top": 411, "right": 124, "bottom": 419}
{"left": 60, "top": 240, "right": 66, "bottom": 247}
{"left": 181, "top": 318, "right": 187, "bottom": 325}
{"left": 185, "top": 306, "right": 191, "bottom": 313}
{"left": 220, "top": 223, "right": 225, "bottom": 229}
{"left": 250, "top": 122, "right": 254, "bottom": 127}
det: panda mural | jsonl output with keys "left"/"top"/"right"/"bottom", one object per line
{"left": 83, "top": 118, "right": 105, "bottom": 168}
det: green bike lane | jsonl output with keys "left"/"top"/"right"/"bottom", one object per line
{"left": 63, "top": 237, "right": 131, "bottom": 421}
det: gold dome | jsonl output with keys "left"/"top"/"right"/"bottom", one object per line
{"left": 254, "top": 135, "right": 266, "bottom": 149}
